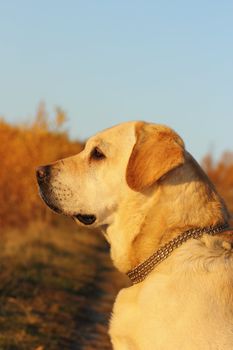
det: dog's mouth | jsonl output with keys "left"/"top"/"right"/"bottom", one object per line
{"left": 37, "top": 172, "right": 97, "bottom": 226}
{"left": 40, "top": 190, "right": 96, "bottom": 226}
{"left": 39, "top": 188, "right": 62, "bottom": 214}
{"left": 40, "top": 190, "right": 97, "bottom": 226}
{"left": 74, "top": 214, "right": 96, "bottom": 225}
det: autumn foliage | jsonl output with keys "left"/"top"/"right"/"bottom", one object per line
{"left": 0, "top": 109, "right": 233, "bottom": 228}
{"left": 202, "top": 153, "right": 233, "bottom": 214}
{"left": 0, "top": 105, "right": 83, "bottom": 228}
{"left": 0, "top": 111, "right": 233, "bottom": 349}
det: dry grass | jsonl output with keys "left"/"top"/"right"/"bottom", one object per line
{"left": 0, "top": 113, "right": 128, "bottom": 349}
{"left": 202, "top": 152, "right": 233, "bottom": 214}
{"left": 1, "top": 113, "right": 233, "bottom": 349}
{"left": 0, "top": 109, "right": 83, "bottom": 228}
{"left": 1, "top": 110, "right": 233, "bottom": 228}
{"left": 0, "top": 219, "right": 128, "bottom": 350}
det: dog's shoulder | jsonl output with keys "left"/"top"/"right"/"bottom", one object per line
{"left": 173, "top": 231, "right": 233, "bottom": 272}
{"left": 110, "top": 235, "right": 233, "bottom": 349}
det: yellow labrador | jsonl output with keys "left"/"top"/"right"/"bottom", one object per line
{"left": 37, "top": 121, "right": 233, "bottom": 350}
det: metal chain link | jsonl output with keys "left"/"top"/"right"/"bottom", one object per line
{"left": 127, "top": 223, "right": 229, "bottom": 284}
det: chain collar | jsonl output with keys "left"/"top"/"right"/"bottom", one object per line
{"left": 127, "top": 223, "right": 229, "bottom": 284}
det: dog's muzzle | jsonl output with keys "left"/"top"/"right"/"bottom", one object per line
{"left": 36, "top": 165, "right": 61, "bottom": 214}
{"left": 36, "top": 166, "right": 97, "bottom": 225}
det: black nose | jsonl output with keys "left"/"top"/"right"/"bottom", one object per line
{"left": 36, "top": 165, "right": 51, "bottom": 181}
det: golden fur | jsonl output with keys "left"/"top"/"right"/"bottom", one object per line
{"left": 126, "top": 122, "right": 185, "bottom": 191}
{"left": 38, "top": 121, "right": 233, "bottom": 350}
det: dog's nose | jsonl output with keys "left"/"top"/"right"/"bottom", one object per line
{"left": 36, "top": 165, "right": 51, "bottom": 181}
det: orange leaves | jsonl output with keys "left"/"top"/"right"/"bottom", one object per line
{"left": 203, "top": 153, "right": 233, "bottom": 213}
{"left": 0, "top": 118, "right": 83, "bottom": 228}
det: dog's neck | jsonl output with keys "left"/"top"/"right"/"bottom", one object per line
{"left": 105, "top": 153, "right": 229, "bottom": 273}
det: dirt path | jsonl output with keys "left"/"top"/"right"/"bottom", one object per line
{"left": 0, "top": 220, "right": 128, "bottom": 350}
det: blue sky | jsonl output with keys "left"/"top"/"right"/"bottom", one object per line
{"left": 0, "top": 0, "right": 232, "bottom": 160}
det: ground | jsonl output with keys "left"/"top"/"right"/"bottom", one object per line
{"left": 0, "top": 219, "right": 128, "bottom": 350}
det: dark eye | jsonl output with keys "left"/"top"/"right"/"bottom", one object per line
{"left": 90, "top": 147, "right": 106, "bottom": 160}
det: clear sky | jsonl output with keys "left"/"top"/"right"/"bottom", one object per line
{"left": 0, "top": 0, "right": 232, "bottom": 160}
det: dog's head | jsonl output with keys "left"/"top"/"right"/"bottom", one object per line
{"left": 36, "top": 121, "right": 185, "bottom": 227}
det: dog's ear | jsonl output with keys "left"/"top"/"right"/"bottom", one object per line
{"left": 126, "top": 122, "right": 185, "bottom": 191}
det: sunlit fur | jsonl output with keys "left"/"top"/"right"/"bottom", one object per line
{"left": 126, "top": 122, "right": 185, "bottom": 191}
{"left": 41, "top": 121, "right": 233, "bottom": 350}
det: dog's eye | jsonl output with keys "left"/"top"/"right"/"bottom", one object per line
{"left": 90, "top": 147, "right": 106, "bottom": 160}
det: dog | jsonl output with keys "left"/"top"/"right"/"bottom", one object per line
{"left": 36, "top": 121, "right": 233, "bottom": 349}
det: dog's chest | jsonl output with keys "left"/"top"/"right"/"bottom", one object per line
{"left": 110, "top": 275, "right": 186, "bottom": 349}
{"left": 109, "top": 271, "right": 233, "bottom": 350}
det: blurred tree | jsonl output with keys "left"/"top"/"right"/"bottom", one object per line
{"left": 203, "top": 152, "right": 233, "bottom": 214}
{"left": 34, "top": 101, "right": 49, "bottom": 131}
{"left": 55, "top": 107, "right": 67, "bottom": 129}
